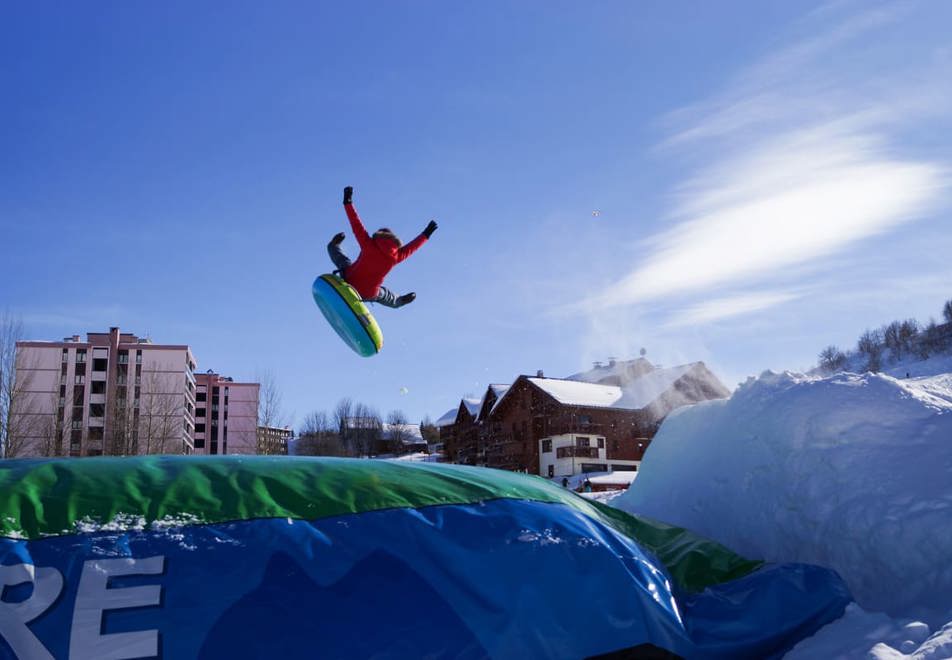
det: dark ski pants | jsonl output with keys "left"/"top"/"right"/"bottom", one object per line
{"left": 327, "top": 239, "right": 401, "bottom": 308}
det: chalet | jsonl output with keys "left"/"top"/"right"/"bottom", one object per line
{"left": 439, "top": 397, "right": 481, "bottom": 464}
{"left": 434, "top": 359, "right": 730, "bottom": 477}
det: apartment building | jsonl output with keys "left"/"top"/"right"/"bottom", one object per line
{"left": 193, "top": 372, "right": 259, "bottom": 455}
{"left": 12, "top": 327, "right": 197, "bottom": 457}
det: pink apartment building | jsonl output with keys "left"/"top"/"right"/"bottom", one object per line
{"left": 12, "top": 327, "right": 198, "bottom": 457}
{"left": 193, "top": 372, "right": 260, "bottom": 455}
{"left": 11, "top": 327, "right": 261, "bottom": 458}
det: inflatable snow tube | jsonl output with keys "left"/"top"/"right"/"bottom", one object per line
{"left": 0, "top": 457, "right": 851, "bottom": 659}
{"left": 312, "top": 274, "right": 383, "bottom": 357}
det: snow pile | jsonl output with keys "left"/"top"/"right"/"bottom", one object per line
{"left": 615, "top": 367, "right": 952, "bottom": 621}
{"left": 785, "top": 604, "right": 952, "bottom": 659}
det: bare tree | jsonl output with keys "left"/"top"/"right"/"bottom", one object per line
{"left": 37, "top": 390, "right": 70, "bottom": 457}
{"left": 256, "top": 370, "right": 286, "bottom": 455}
{"left": 1, "top": 313, "right": 45, "bottom": 458}
{"left": 350, "top": 402, "right": 381, "bottom": 458}
{"left": 386, "top": 409, "right": 410, "bottom": 454}
{"left": 881, "top": 321, "right": 904, "bottom": 361}
{"left": 419, "top": 415, "right": 440, "bottom": 444}
{"left": 106, "top": 387, "right": 138, "bottom": 456}
{"left": 943, "top": 298, "right": 952, "bottom": 324}
{"left": 138, "top": 365, "right": 184, "bottom": 454}
{"left": 333, "top": 397, "right": 355, "bottom": 455}
{"left": 818, "top": 346, "right": 847, "bottom": 373}
{"left": 297, "top": 410, "right": 346, "bottom": 456}
{"left": 857, "top": 329, "right": 883, "bottom": 372}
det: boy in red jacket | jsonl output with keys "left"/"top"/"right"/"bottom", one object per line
{"left": 328, "top": 186, "right": 438, "bottom": 308}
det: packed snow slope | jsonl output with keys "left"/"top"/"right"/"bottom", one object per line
{"left": 615, "top": 365, "right": 952, "bottom": 622}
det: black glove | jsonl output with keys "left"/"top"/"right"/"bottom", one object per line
{"left": 423, "top": 220, "right": 438, "bottom": 238}
{"left": 343, "top": 186, "right": 353, "bottom": 205}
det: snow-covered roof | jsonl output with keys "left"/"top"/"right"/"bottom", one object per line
{"left": 587, "top": 471, "right": 638, "bottom": 486}
{"left": 435, "top": 408, "right": 458, "bottom": 427}
{"left": 489, "top": 383, "right": 511, "bottom": 397}
{"left": 527, "top": 378, "right": 628, "bottom": 409}
{"left": 381, "top": 423, "right": 425, "bottom": 444}
{"left": 462, "top": 397, "right": 481, "bottom": 417}
{"left": 475, "top": 384, "right": 511, "bottom": 420}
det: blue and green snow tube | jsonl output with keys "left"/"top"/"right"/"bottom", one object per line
{"left": 312, "top": 273, "right": 383, "bottom": 357}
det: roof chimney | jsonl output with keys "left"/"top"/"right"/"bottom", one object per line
{"left": 608, "top": 357, "right": 617, "bottom": 367}
{"left": 536, "top": 370, "right": 544, "bottom": 378}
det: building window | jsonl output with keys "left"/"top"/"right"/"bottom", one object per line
{"left": 576, "top": 436, "right": 590, "bottom": 448}
{"left": 118, "top": 351, "right": 129, "bottom": 364}
{"left": 89, "top": 403, "right": 105, "bottom": 418}
{"left": 194, "top": 438, "right": 205, "bottom": 449}
{"left": 92, "top": 358, "right": 107, "bottom": 372}
{"left": 62, "top": 349, "right": 68, "bottom": 362}
{"left": 581, "top": 463, "right": 607, "bottom": 473}
{"left": 598, "top": 437, "right": 605, "bottom": 449}
{"left": 71, "top": 420, "right": 83, "bottom": 430}
{"left": 195, "top": 423, "right": 206, "bottom": 433}
{"left": 196, "top": 392, "right": 206, "bottom": 402}
{"left": 579, "top": 415, "right": 592, "bottom": 427}
{"left": 76, "top": 350, "right": 86, "bottom": 363}
{"left": 542, "top": 439, "right": 552, "bottom": 453}
{"left": 548, "top": 465, "right": 555, "bottom": 477}
{"left": 196, "top": 408, "right": 206, "bottom": 418}
{"left": 74, "top": 374, "right": 85, "bottom": 385}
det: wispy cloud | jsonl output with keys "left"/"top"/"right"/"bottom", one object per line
{"left": 582, "top": 1, "right": 951, "bottom": 318}
{"left": 664, "top": 291, "right": 803, "bottom": 329}
{"left": 599, "top": 124, "right": 945, "bottom": 307}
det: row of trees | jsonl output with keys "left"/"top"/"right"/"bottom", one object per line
{"left": 818, "top": 298, "right": 952, "bottom": 373}
{"left": 295, "top": 397, "right": 439, "bottom": 457}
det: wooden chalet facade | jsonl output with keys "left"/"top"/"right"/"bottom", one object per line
{"left": 481, "top": 376, "right": 655, "bottom": 474}
{"left": 435, "top": 360, "right": 731, "bottom": 476}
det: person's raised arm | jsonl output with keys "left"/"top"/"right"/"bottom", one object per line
{"left": 343, "top": 186, "right": 371, "bottom": 249}
{"left": 397, "top": 220, "right": 437, "bottom": 263}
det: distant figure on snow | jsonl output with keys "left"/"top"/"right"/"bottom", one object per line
{"left": 328, "top": 186, "right": 437, "bottom": 308}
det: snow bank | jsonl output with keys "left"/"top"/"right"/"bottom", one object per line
{"left": 614, "top": 368, "right": 952, "bottom": 621}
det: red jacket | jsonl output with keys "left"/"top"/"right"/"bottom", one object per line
{"left": 342, "top": 203, "right": 428, "bottom": 299}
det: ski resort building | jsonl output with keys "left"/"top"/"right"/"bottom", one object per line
{"left": 436, "top": 359, "right": 731, "bottom": 477}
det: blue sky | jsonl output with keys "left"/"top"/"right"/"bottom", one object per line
{"left": 3, "top": 1, "right": 951, "bottom": 427}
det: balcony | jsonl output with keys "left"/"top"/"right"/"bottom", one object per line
{"left": 556, "top": 446, "right": 601, "bottom": 459}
